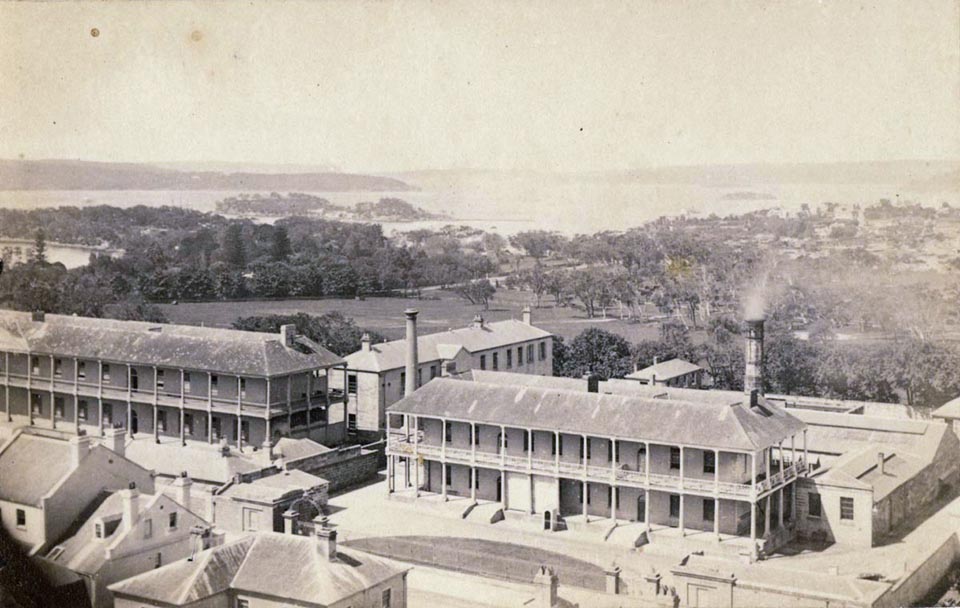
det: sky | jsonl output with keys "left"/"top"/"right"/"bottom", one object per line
{"left": 1, "top": 0, "right": 958, "bottom": 173}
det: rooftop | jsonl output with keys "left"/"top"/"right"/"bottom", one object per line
{"left": 389, "top": 377, "right": 806, "bottom": 452}
{"left": 626, "top": 358, "right": 702, "bottom": 382}
{"left": 932, "top": 395, "right": 960, "bottom": 421}
{"left": 273, "top": 437, "right": 334, "bottom": 462}
{"left": 466, "top": 369, "right": 588, "bottom": 391}
{"left": 0, "top": 310, "right": 344, "bottom": 377}
{"left": 108, "top": 532, "right": 409, "bottom": 606}
{"left": 124, "top": 437, "right": 265, "bottom": 484}
{"left": 344, "top": 318, "right": 553, "bottom": 372}
{"left": 0, "top": 429, "right": 77, "bottom": 506}
{"left": 220, "top": 469, "right": 328, "bottom": 504}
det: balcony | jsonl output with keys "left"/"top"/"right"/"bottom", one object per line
{"left": 385, "top": 435, "right": 799, "bottom": 501}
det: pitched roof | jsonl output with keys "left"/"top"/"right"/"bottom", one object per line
{"left": 389, "top": 377, "right": 805, "bottom": 451}
{"left": 274, "top": 437, "right": 334, "bottom": 462}
{"left": 0, "top": 310, "right": 343, "bottom": 377}
{"left": 344, "top": 319, "right": 553, "bottom": 372}
{"left": 467, "top": 370, "right": 588, "bottom": 391}
{"left": 109, "top": 532, "right": 409, "bottom": 606}
{"left": 626, "top": 358, "right": 702, "bottom": 381}
{"left": 932, "top": 396, "right": 960, "bottom": 420}
{"left": 0, "top": 430, "right": 77, "bottom": 506}
{"left": 221, "top": 469, "right": 328, "bottom": 503}
{"left": 124, "top": 437, "right": 264, "bottom": 484}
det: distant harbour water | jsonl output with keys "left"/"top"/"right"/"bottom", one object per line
{"left": 0, "top": 237, "right": 122, "bottom": 269}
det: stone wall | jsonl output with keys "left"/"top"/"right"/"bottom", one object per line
{"left": 285, "top": 444, "right": 379, "bottom": 493}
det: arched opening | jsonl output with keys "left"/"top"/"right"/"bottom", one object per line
{"left": 543, "top": 510, "right": 551, "bottom": 530}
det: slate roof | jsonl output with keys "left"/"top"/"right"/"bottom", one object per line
{"left": 0, "top": 430, "right": 77, "bottom": 506}
{"left": 344, "top": 319, "right": 553, "bottom": 372}
{"left": 626, "top": 358, "right": 703, "bottom": 381}
{"left": 109, "top": 532, "right": 409, "bottom": 606}
{"left": 389, "top": 377, "right": 806, "bottom": 451}
{"left": 0, "top": 310, "right": 343, "bottom": 377}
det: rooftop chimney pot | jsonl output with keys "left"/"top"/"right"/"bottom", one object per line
{"left": 472, "top": 313, "right": 484, "bottom": 329}
{"left": 522, "top": 306, "right": 532, "bottom": 325}
{"left": 744, "top": 318, "right": 765, "bottom": 406}
{"left": 314, "top": 516, "right": 337, "bottom": 561}
{"left": 361, "top": 333, "right": 371, "bottom": 352}
{"left": 103, "top": 426, "right": 126, "bottom": 458}
{"left": 69, "top": 434, "right": 92, "bottom": 470}
{"left": 280, "top": 324, "right": 297, "bottom": 347}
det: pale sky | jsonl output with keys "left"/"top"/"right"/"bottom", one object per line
{"left": 1, "top": 0, "right": 958, "bottom": 173}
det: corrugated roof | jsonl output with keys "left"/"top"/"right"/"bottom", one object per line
{"left": 344, "top": 319, "right": 553, "bottom": 372}
{"left": 0, "top": 430, "right": 76, "bottom": 506}
{"left": 0, "top": 310, "right": 343, "bottom": 377}
{"left": 626, "top": 358, "right": 702, "bottom": 381}
{"left": 109, "top": 532, "right": 409, "bottom": 606}
{"left": 388, "top": 378, "right": 805, "bottom": 451}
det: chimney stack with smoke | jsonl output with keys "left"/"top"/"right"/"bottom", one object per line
{"left": 404, "top": 309, "right": 419, "bottom": 397}
{"left": 744, "top": 317, "right": 765, "bottom": 407}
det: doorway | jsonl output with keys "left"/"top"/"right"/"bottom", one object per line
{"left": 543, "top": 511, "right": 551, "bottom": 530}
{"left": 130, "top": 410, "right": 139, "bottom": 434}
{"left": 637, "top": 494, "right": 646, "bottom": 522}
{"left": 495, "top": 476, "right": 502, "bottom": 502}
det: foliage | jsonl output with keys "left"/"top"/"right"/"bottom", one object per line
{"left": 556, "top": 328, "right": 633, "bottom": 380}
{"left": 453, "top": 280, "right": 496, "bottom": 309}
{"left": 231, "top": 312, "right": 385, "bottom": 356}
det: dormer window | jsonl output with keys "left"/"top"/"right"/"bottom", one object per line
{"left": 47, "top": 546, "right": 65, "bottom": 560}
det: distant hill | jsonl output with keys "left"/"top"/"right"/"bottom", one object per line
{"left": 0, "top": 159, "right": 416, "bottom": 192}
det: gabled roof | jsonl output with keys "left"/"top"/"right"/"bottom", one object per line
{"left": 109, "top": 532, "right": 409, "bottom": 606}
{"left": 344, "top": 319, "right": 553, "bottom": 372}
{"left": 0, "top": 310, "right": 343, "bottom": 377}
{"left": 273, "top": 437, "right": 334, "bottom": 462}
{"left": 389, "top": 377, "right": 805, "bottom": 452}
{"left": 0, "top": 430, "right": 76, "bottom": 506}
{"left": 626, "top": 358, "right": 702, "bottom": 381}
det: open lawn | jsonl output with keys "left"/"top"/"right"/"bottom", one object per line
{"left": 158, "top": 287, "right": 673, "bottom": 343}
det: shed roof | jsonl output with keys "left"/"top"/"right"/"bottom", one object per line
{"left": 0, "top": 310, "right": 343, "bottom": 377}
{"left": 0, "top": 430, "right": 77, "bottom": 506}
{"left": 344, "top": 319, "right": 553, "bottom": 372}
{"left": 626, "top": 358, "right": 703, "bottom": 381}
{"left": 389, "top": 377, "right": 805, "bottom": 451}
{"left": 109, "top": 532, "right": 409, "bottom": 606}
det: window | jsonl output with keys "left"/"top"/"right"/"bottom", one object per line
{"left": 183, "top": 413, "right": 193, "bottom": 436}
{"left": 444, "top": 422, "right": 452, "bottom": 443}
{"left": 156, "top": 370, "right": 165, "bottom": 391}
{"left": 473, "top": 472, "right": 480, "bottom": 489}
{"left": 16, "top": 509, "right": 26, "bottom": 529}
{"left": 31, "top": 356, "right": 39, "bottom": 375}
{"left": 480, "top": 355, "right": 486, "bottom": 370}
{"left": 130, "top": 368, "right": 139, "bottom": 391}
{"left": 703, "top": 499, "right": 715, "bottom": 522}
{"left": 608, "top": 440, "right": 614, "bottom": 462}
{"left": 211, "top": 374, "right": 219, "bottom": 396}
{"left": 78, "top": 361, "right": 87, "bottom": 380}
{"left": 607, "top": 486, "right": 613, "bottom": 508}
{"left": 523, "top": 432, "right": 529, "bottom": 452}
{"left": 154, "top": 552, "right": 162, "bottom": 569}
{"left": 347, "top": 413, "right": 357, "bottom": 432}
{"left": 472, "top": 426, "right": 479, "bottom": 445}
{"left": 492, "top": 353, "right": 499, "bottom": 370}
{"left": 517, "top": 347, "right": 523, "bottom": 365}
{"left": 183, "top": 372, "right": 191, "bottom": 393}
{"left": 445, "top": 464, "right": 452, "bottom": 486}
{"left": 95, "top": 523, "right": 103, "bottom": 538}
{"left": 381, "top": 589, "right": 392, "bottom": 608}
{"left": 31, "top": 394, "right": 41, "bottom": 416}
{"left": 669, "top": 495, "right": 680, "bottom": 518}
{"left": 703, "top": 451, "right": 716, "bottom": 475}
{"left": 237, "top": 600, "right": 250, "bottom": 608}
{"left": 239, "top": 377, "right": 246, "bottom": 399}
{"left": 54, "top": 397, "right": 64, "bottom": 419}
{"left": 291, "top": 411, "right": 308, "bottom": 428}
{"left": 579, "top": 437, "right": 586, "bottom": 460}
{"left": 539, "top": 341, "right": 547, "bottom": 361}
{"left": 157, "top": 410, "right": 167, "bottom": 432}
{"left": 212, "top": 417, "right": 222, "bottom": 440}
{"left": 311, "top": 407, "right": 328, "bottom": 425}
{"left": 103, "top": 403, "right": 113, "bottom": 424}
{"left": 347, "top": 374, "right": 358, "bottom": 394}
{"left": 506, "top": 349, "right": 512, "bottom": 368}
{"left": 400, "top": 372, "right": 406, "bottom": 396}
{"left": 78, "top": 400, "right": 88, "bottom": 421}
{"left": 101, "top": 364, "right": 110, "bottom": 382}
{"left": 243, "top": 508, "right": 260, "bottom": 532}
{"left": 670, "top": 447, "right": 681, "bottom": 470}
{"left": 143, "top": 519, "right": 153, "bottom": 539}
{"left": 527, "top": 344, "right": 534, "bottom": 364}
{"left": 430, "top": 365, "right": 438, "bottom": 380}
{"left": 840, "top": 497, "right": 854, "bottom": 520}
{"left": 54, "top": 359, "right": 62, "bottom": 378}
{"left": 808, "top": 493, "right": 822, "bottom": 518}
{"left": 168, "top": 512, "right": 178, "bottom": 530}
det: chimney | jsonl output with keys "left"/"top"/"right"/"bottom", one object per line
{"left": 103, "top": 426, "right": 125, "bottom": 458}
{"left": 877, "top": 452, "right": 885, "bottom": 475}
{"left": 744, "top": 317, "right": 765, "bottom": 406}
{"left": 360, "top": 333, "right": 371, "bottom": 352}
{"left": 404, "top": 309, "right": 419, "bottom": 397}
{"left": 31, "top": 310, "right": 45, "bottom": 323}
{"left": 472, "top": 313, "right": 484, "bottom": 329}
{"left": 314, "top": 516, "right": 337, "bottom": 561}
{"left": 584, "top": 373, "right": 599, "bottom": 393}
{"left": 121, "top": 483, "right": 140, "bottom": 530}
{"left": 533, "top": 565, "right": 559, "bottom": 608}
{"left": 653, "top": 356, "right": 659, "bottom": 366}
{"left": 522, "top": 306, "right": 532, "bottom": 325}
{"left": 70, "top": 433, "right": 92, "bottom": 469}
{"left": 280, "top": 324, "right": 297, "bottom": 347}
{"left": 173, "top": 471, "right": 192, "bottom": 508}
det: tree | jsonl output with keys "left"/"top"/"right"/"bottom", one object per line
{"left": 270, "top": 226, "right": 293, "bottom": 262}
{"left": 232, "top": 312, "right": 385, "bottom": 356}
{"left": 509, "top": 230, "right": 566, "bottom": 260}
{"left": 516, "top": 263, "right": 548, "bottom": 308}
{"left": 557, "top": 328, "right": 633, "bottom": 380}
{"left": 453, "top": 280, "right": 496, "bottom": 309}
{"left": 222, "top": 224, "right": 246, "bottom": 269}
{"left": 32, "top": 229, "right": 47, "bottom": 265}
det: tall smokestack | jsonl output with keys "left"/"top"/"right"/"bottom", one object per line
{"left": 744, "top": 318, "right": 765, "bottom": 406}
{"left": 404, "top": 309, "right": 419, "bottom": 396}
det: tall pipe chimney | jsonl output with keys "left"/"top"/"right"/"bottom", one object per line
{"left": 744, "top": 318, "right": 765, "bottom": 406}
{"left": 404, "top": 309, "right": 419, "bottom": 397}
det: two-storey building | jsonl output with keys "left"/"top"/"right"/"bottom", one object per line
{"left": 386, "top": 377, "right": 809, "bottom": 557}
{"left": 0, "top": 311, "right": 348, "bottom": 450}
{"left": 331, "top": 307, "right": 554, "bottom": 442}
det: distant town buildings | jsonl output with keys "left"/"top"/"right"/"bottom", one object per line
{"left": 332, "top": 307, "right": 554, "bottom": 442}
{"left": 625, "top": 357, "right": 704, "bottom": 388}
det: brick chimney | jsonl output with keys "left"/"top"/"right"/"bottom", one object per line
{"left": 172, "top": 471, "right": 192, "bottom": 508}
{"left": 533, "top": 565, "right": 559, "bottom": 608}
{"left": 744, "top": 317, "right": 765, "bottom": 407}
{"left": 314, "top": 516, "right": 337, "bottom": 561}
{"left": 360, "top": 333, "right": 371, "bottom": 352}
{"left": 69, "top": 432, "right": 92, "bottom": 469}
{"left": 471, "top": 313, "right": 485, "bottom": 329}
{"left": 522, "top": 306, "right": 532, "bottom": 325}
{"left": 121, "top": 483, "right": 140, "bottom": 531}
{"left": 280, "top": 324, "right": 297, "bottom": 347}
{"left": 103, "top": 426, "right": 126, "bottom": 458}
{"left": 404, "top": 310, "right": 419, "bottom": 397}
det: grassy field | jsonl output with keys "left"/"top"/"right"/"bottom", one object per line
{"left": 159, "top": 287, "right": 667, "bottom": 343}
